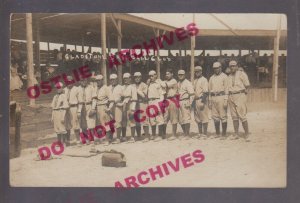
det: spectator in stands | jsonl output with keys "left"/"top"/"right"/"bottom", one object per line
{"left": 18, "top": 60, "right": 27, "bottom": 87}
{"left": 57, "top": 47, "right": 64, "bottom": 62}
{"left": 205, "top": 53, "right": 214, "bottom": 78}
{"left": 260, "top": 53, "right": 268, "bottom": 67}
{"left": 44, "top": 62, "right": 56, "bottom": 80}
{"left": 217, "top": 54, "right": 226, "bottom": 68}
{"left": 10, "top": 62, "right": 23, "bottom": 91}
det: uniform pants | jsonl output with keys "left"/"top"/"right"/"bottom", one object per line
{"left": 228, "top": 93, "right": 247, "bottom": 122}
{"left": 211, "top": 95, "right": 227, "bottom": 123}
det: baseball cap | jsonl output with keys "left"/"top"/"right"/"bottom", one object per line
{"left": 94, "top": 75, "right": 103, "bottom": 80}
{"left": 229, "top": 60, "right": 238, "bottom": 66}
{"left": 56, "top": 82, "right": 64, "bottom": 88}
{"left": 178, "top": 70, "right": 185, "bottom": 75}
{"left": 195, "top": 66, "right": 202, "bottom": 71}
{"left": 66, "top": 75, "right": 73, "bottom": 81}
{"left": 213, "top": 62, "right": 221, "bottom": 68}
{"left": 149, "top": 70, "right": 156, "bottom": 76}
{"left": 134, "top": 72, "right": 142, "bottom": 77}
{"left": 123, "top": 73, "right": 131, "bottom": 78}
{"left": 110, "top": 74, "right": 117, "bottom": 79}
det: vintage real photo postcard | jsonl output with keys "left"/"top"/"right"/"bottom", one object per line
{"left": 9, "top": 13, "right": 287, "bottom": 187}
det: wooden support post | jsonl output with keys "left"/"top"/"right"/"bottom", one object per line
{"left": 47, "top": 42, "right": 50, "bottom": 60}
{"left": 117, "top": 20, "right": 122, "bottom": 84}
{"left": 107, "top": 35, "right": 111, "bottom": 53}
{"left": 26, "top": 13, "right": 35, "bottom": 106}
{"left": 101, "top": 13, "right": 107, "bottom": 85}
{"left": 106, "top": 28, "right": 111, "bottom": 76}
{"left": 156, "top": 29, "right": 160, "bottom": 79}
{"left": 110, "top": 14, "right": 123, "bottom": 38}
{"left": 272, "top": 15, "right": 282, "bottom": 102}
{"left": 81, "top": 34, "right": 84, "bottom": 53}
{"left": 34, "top": 17, "right": 41, "bottom": 82}
{"left": 190, "top": 14, "right": 196, "bottom": 82}
{"left": 178, "top": 47, "right": 182, "bottom": 68}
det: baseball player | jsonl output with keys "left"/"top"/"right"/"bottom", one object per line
{"left": 227, "top": 60, "right": 250, "bottom": 141}
{"left": 147, "top": 70, "right": 165, "bottom": 141}
{"left": 225, "top": 67, "right": 231, "bottom": 76}
{"left": 92, "top": 74, "right": 113, "bottom": 145}
{"left": 177, "top": 69, "right": 195, "bottom": 138}
{"left": 122, "top": 73, "right": 138, "bottom": 143}
{"left": 164, "top": 69, "right": 179, "bottom": 141}
{"left": 77, "top": 78, "right": 97, "bottom": 144}
{"left": 63, "top": 76, "right": 80, "bottom": 145}
{"left": 108, "top": 74, "right": 125, "bottom": 144}
{"left": 208, "top": 61, "right": 229, "bottom": 139}
{"left": 51, "top": 82, "right": 69, "bottom": 145}
{"left": 193, "top": 66, "right": 209, "bottom": 139}
{"left": 133, "top": 72, "right": 150, "bottom": 141}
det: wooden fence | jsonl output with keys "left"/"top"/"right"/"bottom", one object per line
{"left": 247, "top": 88, "right": 287, "bottom": 103}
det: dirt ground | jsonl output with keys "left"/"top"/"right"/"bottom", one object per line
{"left": 10, "top": 102, "right": 286, "bottom": 187}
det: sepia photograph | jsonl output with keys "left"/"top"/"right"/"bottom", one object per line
{"left": 9, "top": 13, "right": 287, "bottom": 187}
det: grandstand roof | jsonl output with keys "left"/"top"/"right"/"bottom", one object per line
{"left": 11, "top": 13, "right": 287, "bottom": 50}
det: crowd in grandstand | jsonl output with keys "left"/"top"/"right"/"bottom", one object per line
{"left": 10, "top": 45, "right": 287, "bottom": 91}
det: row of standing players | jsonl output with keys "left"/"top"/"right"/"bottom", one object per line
{"left": 51, "top": 60, "right": 250, "bottom": 147}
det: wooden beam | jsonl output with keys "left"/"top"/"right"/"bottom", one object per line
{"left": 272, "top": 15, "right": 282, "bottom": 102}
{"left": 34, "top": 17, "right": 41, "bottom": 82}
{"left": 81, "top": 33, "right": 84, "bottom": 53}
{"left": 152, "top": 27, "right": 158, "bottom": 36}
{"left": 100, "top": 13, "right": 107, "bottom": 85}
{"left": 107, "top": 34, "right": 111, "bottom": 75}
{"left": 39, "top": 13, "right": 66, "bottom": 20}
{"left": 117, "top": 20, "right": 122, "bottom": 84}
{"left": 198, "top": 29, "right": 287, "bottom": 37}
{"left": 113, "top": 13, "right": 176, "bottom": 32}
{"left": 156, "top": 29, "right": 160, "bottom": 79}
{"left": 179, "top": 46, "right": 183, "bottom": 68}
{"left": 26, "top": 13, "right": 35, "bottom": 106}
{"left": 190, "top": 14, "right": 195, "bottom": 82}
{"left": 110, "top": 14, "right": 122, "bottom": 38}
{"left": 210, "top": 14, "right": 239, "bottom": 36}
{"left": 47, "top": 42, "right": 50, "bottom": 60}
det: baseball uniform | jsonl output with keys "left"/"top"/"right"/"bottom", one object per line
{"left": 178, "top": 79, "right": 195, "bottom": 124}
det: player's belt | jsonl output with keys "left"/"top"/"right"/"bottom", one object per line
{"left": 97, "top": 103, "right": 108, "bottom": 106}
{"left": 195, "top": 92, "right": 208, "bottom": 100}
{"left": 229, "top": 90, "right": 246, "bottom": 95}
{"left": 210, "top": 91, "right": 225, "bottom": 96}
{"left": 194, "top": 96, "right": 203, "bottom": 100}
{"left": 69, "top": 104, "right": 78, "bottom": 107}
{"left": 148, "top": 98, "right": 160, "bottom": 101}
{"left": 53, "top": 108, "right": 66, "bottom": 111}
{"left": 85, "top": 101, "right": 92, "bottom": 105}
